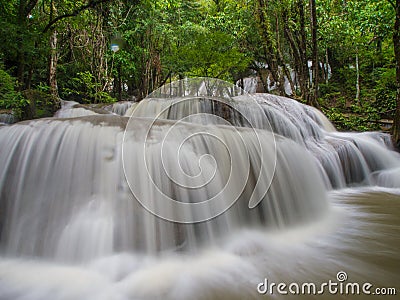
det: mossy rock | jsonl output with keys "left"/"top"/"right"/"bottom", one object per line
{"left": 22, "top": 90, "right": 61, "bottom": 120}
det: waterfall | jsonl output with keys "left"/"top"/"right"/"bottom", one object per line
{"left": 0, "top": 116, "right": 328, "bottom": 260}
{"left": 0, "top": 78, "right": 399, "bottom": 300}
{"left": 236, "top": 77, "right": 258, "bottom": 93}
{"left": 54, "top": 101, "right": 99, "bottom": 118}
{"left": 54, "top": 100, "right": 112, "bottom": 118}
{"left": 126, "top": 90, "right": 400, "bottom": 190}
{"left": 104, "top": 101, "right": 136, "bottom": 116}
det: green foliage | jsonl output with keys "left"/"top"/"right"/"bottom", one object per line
{"left": 62, "top": 71, "right": 116, "bottom": 104}
{"left": 0, "top": 0, "right": 398, "bottom": 131}
{"left": 22, "top": 89, "right": 59, "bottom": 119}
{"left": 373, "top": 68, "right": 396, "bottom": 118}
{"left": 0, "top": 68, "right": 29, "bottom": 118}
{"left": 36, "top": 82, "right": 51, "bottom": 93}
{"left": 168, "top": 30, "right": 251, "bottom": 79}
{"left": 323, "top": 106, "right": 380, "bottom": 132}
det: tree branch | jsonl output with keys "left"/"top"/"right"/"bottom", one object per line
{"left": 388, "top": 0, "right": 396, "bottom": 10}
{"left": 43, "top": 0, "right": 109, "bottom": 33}
{"left": 157, "top": 71, "right": 172, "bottom": 89}
{"left": 25, "top": 0, "right": 39, "bottom": 17}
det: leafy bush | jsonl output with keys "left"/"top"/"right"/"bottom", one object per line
{"left": 373, "top": 68, "right": 396, "bottom": 118}
{"left": 62, "top": 71, "right": 116, "bottom": 104}
{"left": 22, "top": 89, "right": 60, "bottom": 119}
{"left": 319, "top": 82, "right": 349, "bottom": 109}
{"left": 323, "top": 107, "right": 380, "bottom": 131}
{"left": 0, "top": 68, "right": 29, "bottom": 119}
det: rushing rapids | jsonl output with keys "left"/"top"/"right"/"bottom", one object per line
{"left": 126, "top": 84, "right": 400, "bottom": 190}
{"left": 0, "top": 78, "right": 399, "bottom": 299}
{"left": 105, "top": 101, "right": 135, "bottom": 116}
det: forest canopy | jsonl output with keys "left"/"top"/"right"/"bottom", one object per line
{"left": 0, "top": 0, "right": 399, "bottom": 139}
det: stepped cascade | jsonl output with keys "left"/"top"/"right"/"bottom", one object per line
{"left": 0, "top": 78, "right": 398, "bottom": 300}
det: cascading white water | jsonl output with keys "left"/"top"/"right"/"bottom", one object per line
{"left": 236, "top": 77, "right": 258, "bottom": 94}
{"left": 126, "top": 89, "right": 400, "bottom": 191}
{"left": 0, "top": 115, "right": 327, "bottom": 258}
{"left": 0, "top": 78, "right": 399, "bottom": 299}
{"left": 104, "top": 101, "right": 136, "bottom": 116}
{"left": 54, "top": 100, "right": 117, "bottom": 119}
{"left": 54, "top": 100, "right": 99, "bottom": 118}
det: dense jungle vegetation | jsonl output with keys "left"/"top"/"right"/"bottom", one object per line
{"left": 1, "top": 0, "right": 399, "bottom": 142}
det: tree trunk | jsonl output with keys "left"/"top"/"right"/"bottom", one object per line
{"left": 392, "top": 0, "right": 400, "bottom": 147}
{"left": 325, "top": 47, "right": 329, "bottom": 84}
{"left": 355, "top": 50, "right": 360, "bottom": 105}
{"left": 275, "top": 13, "right": 295, "bottom": 96}
{"left": 298, "top": 0, "right": 310, "bottom": 101}
{"left": 16, "top": 0, "right": 27, "bottom": 90}
{"left": 47, "top": 0, "right": 59, "bottom": 102}
{"left": 309, "top": 0, "right": 319, "bottom": 108}
{"left": 117, "top": 64, "right": 122, "bottom": 101}
{"left": 27, "top": 65, "right": 33, "bottom": 90}
{"left": 14, "top": 1, "right": 39, "bottom": 90}
{"left": 48, "top": 29, "right": 59, "bottom": 98}
{"left": 255, "top": 0, "right": 284, "bottom": 96}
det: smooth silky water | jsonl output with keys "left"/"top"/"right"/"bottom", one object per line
{"left": 0, "top": 78, "right": 398, "bottom": 299}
